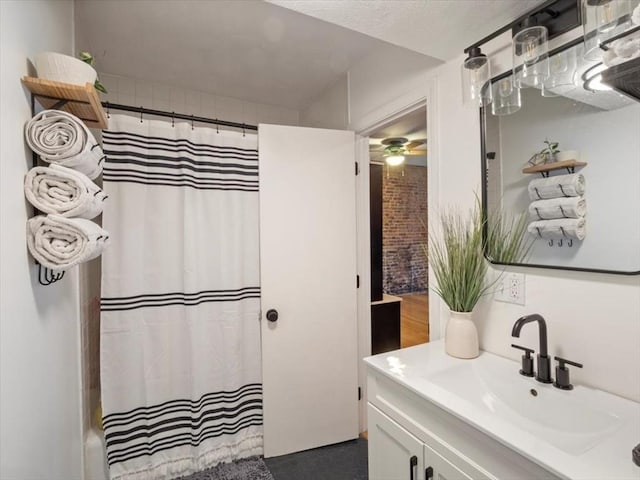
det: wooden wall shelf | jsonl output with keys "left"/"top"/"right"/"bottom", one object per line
{"left": 522, "top": 159, "right": 587, "bottom": 176}
{"left": 21, "top": 76, "right": 108, "bottom": 129}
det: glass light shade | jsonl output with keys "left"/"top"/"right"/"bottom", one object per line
{"left": 542, "top": 48, "right": 578, "bottom": 97}
{"left": 462, "top": 49, "right": 493, "bottom": 107}
{"left": 582, "top": 0, "right": 634, "bottom": 61}
{"left": 513, "top": 25, "right": 549, "bottom": 88}
{"left": 385, "top": 155, "right": 405, "bottom": 166}
{"left": 491, "top": 75, "right": 521, "bottom": 116}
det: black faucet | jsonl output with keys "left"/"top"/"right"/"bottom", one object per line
{"left": 512, "top": 314, "right": 553, "bottom": 384}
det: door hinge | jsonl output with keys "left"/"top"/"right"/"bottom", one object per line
{"left": 356, "top": 275, "right": 360, "bottom": 288}
{"left": 358, "top": 387, "right": 362, "bottom": 401}
{"left": 355, "top": 161, "right": 359, "bottom": 175}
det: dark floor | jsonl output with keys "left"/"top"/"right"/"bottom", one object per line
{"left": 264, "top": 438, "right": 368, "bottom": 480}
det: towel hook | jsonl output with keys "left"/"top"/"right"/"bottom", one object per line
{"left": 139, "top": 106, "right": 143, "bottom": 123}
{"left": 548, "top": 239, "right": 554, "bottom": 246}
{"left": 191, "top": 115, "right": 194, "bottom": 130}
{"left": 242, "top": 123, "right": 246, "bottom": 137}
{"left": 558, "top": 239, "right": 563, "bottom": 247}
{"left": 215, "top": 119, "right": 219, "bottom": 134}
{"left": 568, "top": 239, "right": 573, "bottom": 247}
{"left": 106, "top": 101, "right": 110, "bottom": 119}
{"left": 37, "top": 263, "right": 65, "bottom": 286}
{"left": 171, "top": 112, "right": 175, "bottom": 127}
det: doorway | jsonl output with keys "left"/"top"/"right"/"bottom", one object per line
{"left": 368, "top": 106, "right": 429, "bottom": 354}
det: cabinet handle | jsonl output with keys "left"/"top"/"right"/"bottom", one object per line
{"left": 425, "top": 466, "right": 434, "bottom": 479}
{"left": 409, "top": 455, "right": 418, "bottom": 480}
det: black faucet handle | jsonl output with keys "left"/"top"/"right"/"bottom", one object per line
{"left": 554, "top": 356, "right": 583, "bottom": 369}
{"left": 553, "top": 356, "right": 582, "bottom": 390}
{"left": 511, "top": 344, "right": 535, "bottom": 377}
{"left": 511, "top": 344, "right": 534, "bottom": 355}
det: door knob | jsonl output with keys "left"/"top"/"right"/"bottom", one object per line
{"left": 266, "top": 309, "right": 279, "bottom": 322}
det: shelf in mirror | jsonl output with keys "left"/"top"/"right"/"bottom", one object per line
{"left": 522, "top": 159, "right": 587, "bottom": 175}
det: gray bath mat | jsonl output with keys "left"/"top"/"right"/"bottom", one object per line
{"left": 177, "top": 456, "right": 274, "bottom": 480}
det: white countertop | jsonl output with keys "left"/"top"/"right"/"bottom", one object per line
{"left": 364, "top": 340, "right": 640, "bottom": 480}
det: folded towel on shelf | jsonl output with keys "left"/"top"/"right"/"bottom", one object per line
{"left": 528, "top": 218, "right": 586, "bottom": 241}
{"left": 25, "top": 110, "right": 104, "bottom": 179}
{"left": 529, "top": 196, "right": 587, "bottom": 221}
{"left": 24, "top": 164, "right": 107, "bottom": 219}
{"left": 26, "top": 214, "right": 110, "bottom": 270}
{"left": 528, "top": 173, "right": 585, "bottom": 201}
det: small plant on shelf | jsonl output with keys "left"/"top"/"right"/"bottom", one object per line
{"left": 78, "top": 51, "right": 107, "bottom": 94}
{"left": 527, "top": 139, "right": 560, "bottom": 166}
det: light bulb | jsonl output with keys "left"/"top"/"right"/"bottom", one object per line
{"left": 385, "top": 155, "right": 405, "bottom": 166}
{"left": 596, "top": 0, "right": 618, "bottom": 32}
{"left": 523, "top": 37, "right": 540, "bottom": 63}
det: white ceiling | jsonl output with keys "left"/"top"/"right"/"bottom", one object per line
{"left": 268, "top": 0, "right": 546, "bottom": 60}
{"left": 75, "top": 0, "right": 548, "bottom": 112}
{"left": 74, "top": 0, "right": 410, "bottom": 110}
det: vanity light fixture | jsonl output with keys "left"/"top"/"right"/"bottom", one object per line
{"left": 462, "top": 47, "right": 493, "bottom": 107}
{"left": 461, "top": 0, "right": 581, "bottom": 114}
{"left": 582, "top": 62, "right": 613, "bottom": 91}
{"left": 513, "top": 17, "right": 550, "bottom": 89}
{"left": 583, "top": 0, "right": 633, "bottom": 60}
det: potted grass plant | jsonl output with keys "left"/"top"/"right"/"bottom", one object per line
{"left": 429, "top": 200, "right": 530, "bottom": 358}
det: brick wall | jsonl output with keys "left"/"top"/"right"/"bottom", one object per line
{"left": 383, "top": 165, "right": 428, "bottom": 295}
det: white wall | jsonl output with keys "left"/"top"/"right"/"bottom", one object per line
{"left": 0, "top": 1, "right": 84, "bottom": 479}
{"left": 299, "top": 76, "right": 349, "bottom": 130}
{"left": 97, "top": 73, "right": 299, "bottom": 127}
{"left": 348, "top": 44, "right": 441, "bottom": 132}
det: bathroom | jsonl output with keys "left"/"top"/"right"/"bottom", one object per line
{"left": 1, "top": 1, "right": 639, "bottom": 479}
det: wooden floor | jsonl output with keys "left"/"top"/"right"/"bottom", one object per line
{"left": 399, "top": 293, "right": 429, "bottom": 348}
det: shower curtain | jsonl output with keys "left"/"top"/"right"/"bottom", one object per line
{"left": 100, "top": 114, "right": 262, "bottom": 480}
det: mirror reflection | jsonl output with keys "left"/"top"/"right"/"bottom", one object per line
{"left": 483, "top": 42, "right": 640, "bottom": 274}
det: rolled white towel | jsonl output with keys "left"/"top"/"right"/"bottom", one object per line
{"left": 26, "top": 214, "right": 110, "bottom": 270}
{"left": 24, "top": 164, "right": 107, "bottom": 219}
{"left": 528, "top": 173, "right": 585, "bottom": 201}
{"left": 632, "top": 2, "right": 639, "bottom": 25}
{"left": 529, "top": 196, "right": 586, "bottom": 221}
{"left": 25, "top": 110, "right": 104, "bottom": 179}
{"left": 528, "top": 218, "right": 586, "bottom": 241}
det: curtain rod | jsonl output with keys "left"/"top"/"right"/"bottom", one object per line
{"left": 101, "top": 102, "right": 258, "bottom": 131}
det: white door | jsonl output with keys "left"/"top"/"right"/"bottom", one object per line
{"left": 259, "top": 124, "right": 359, "bottom": 457}
{"left": 368, "top": 405, "right": 424, "bottom": 480}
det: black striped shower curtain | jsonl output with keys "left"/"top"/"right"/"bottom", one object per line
{"left": 100, "top": 114, "right": 262, "bottom": 480}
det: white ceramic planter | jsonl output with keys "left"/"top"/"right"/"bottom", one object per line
{"left": 554, "top": 150, "right": 579, "bottom": 162}
{"left": 445, "top": 310, "right": 479, "bottom": 359}
{"left": 34, "top": 52, "right": 97, "bottom": 86}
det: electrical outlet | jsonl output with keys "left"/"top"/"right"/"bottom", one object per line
{"left": 495, "top": 273, "right": 526, "bottom": 305}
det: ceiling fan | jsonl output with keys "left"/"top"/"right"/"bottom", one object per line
{"left": 371, "top": 137, "right": 427, "bottom": 165}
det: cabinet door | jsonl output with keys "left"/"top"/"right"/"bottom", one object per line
{"left": 424, "top": 443, "right": 474, "bottom": 480}
{"left": 368, "top": 404, "right": 424, "bottom": 480}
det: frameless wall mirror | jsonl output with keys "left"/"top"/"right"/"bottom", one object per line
{"left": 481, "top": 40, "right": 640, "bottom": 274}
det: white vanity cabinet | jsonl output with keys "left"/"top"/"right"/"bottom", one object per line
{"left": 369, "top": 404, "right": 475, "bottom": 480}
{"left": 366, "top": 367, "right": 561, "bottom": 480}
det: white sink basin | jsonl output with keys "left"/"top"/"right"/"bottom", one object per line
{"left": 427, "top": 355, "right": 622, "bottom": 455}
